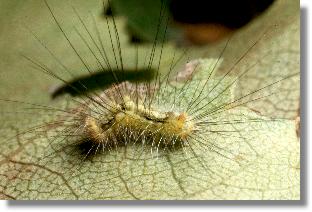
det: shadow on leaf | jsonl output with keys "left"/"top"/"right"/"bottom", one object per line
{"left": 51, "top": 68, "right": 156, "bottom": 98}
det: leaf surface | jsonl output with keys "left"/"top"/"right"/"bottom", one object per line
{"left": 0, "top": 0, "right": 299, "bottom": 200}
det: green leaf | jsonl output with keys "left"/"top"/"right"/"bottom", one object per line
{"left": 110, "top": 0, "right": 171, "bottom": 42}
{"left": 0, "top": 0, "right": 299, "bottom": 200}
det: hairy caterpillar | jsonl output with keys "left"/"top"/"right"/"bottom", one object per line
{"left": 0, "top": 0, "right": 300, "bottom": 200}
